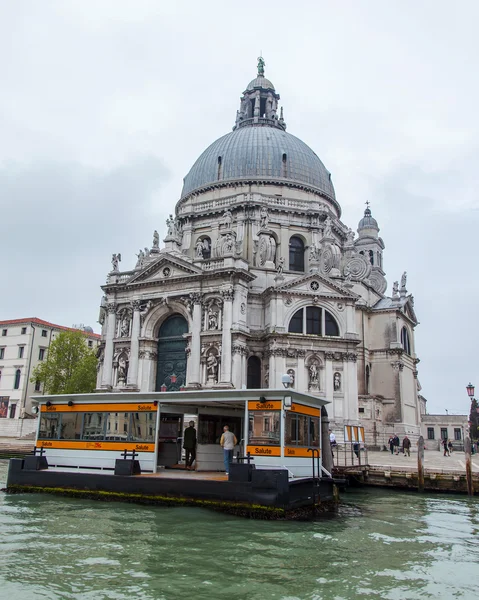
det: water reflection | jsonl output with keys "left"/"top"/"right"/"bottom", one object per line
{"left": 1, "top": 461, "right": 479, "bottom": 599}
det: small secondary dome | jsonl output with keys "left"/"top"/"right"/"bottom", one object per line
{"left": 358, "top": 207, "right": 379, "bottom": 231}
{"left": 246, "top": 76, "right": 275, "bottom": 91}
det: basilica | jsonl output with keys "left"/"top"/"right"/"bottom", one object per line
{"left": 97, "top": 59, "right": 421, "bottom": 445}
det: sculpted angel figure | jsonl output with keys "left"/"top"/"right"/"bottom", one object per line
{"left": 206, "top": 353, "right": 219, "bottom": 381}
{"left": 195, "top": 239, "right": 204, "bottom": 258}
{"left": 222, "top": 209, "right": 233, "bottom": 229}
{"left": 111, "top": 253, "right": 121, "bottom": 272}
{"left": 153, "top": 230, "right": 159, "bottom": 248}
{"left": 260, "top": 206, "right": 269, "bottom": 228}
{"left": 392, "top": 281, "right": 399, "bottom": 296}
{"left": 277, "top": 257, "right": 284, "bottom": 274}
{"left": 309, "top": 364, "right": 319, "bottom": 385}
{"left": 401, "top": 271, "right": 407, "bottom": 289}
{"left": 136, "top": 249, "right": 145, "bottom": 268}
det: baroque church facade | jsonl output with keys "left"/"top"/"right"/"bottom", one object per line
{"left": 97, "top": 60, "right": 421, "bottom": 445}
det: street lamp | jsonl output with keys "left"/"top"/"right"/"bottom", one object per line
{"left": 282, "top": 373, "right": 293, "bottom": 389}
{"left": 466, "top": 383, "right": 475, "bottom": 399}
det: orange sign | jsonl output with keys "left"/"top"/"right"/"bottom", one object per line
{"left": 37, "top": 440, "right": 155, "bottom": 452}
{"left": 41, "top": 403, "right": 157, "bottom": 413}
{"left": 246, "top": 445, "right": 281, "bottom": 457}
{"left": 290, "top": 403, "right": 320, "bottom": 417}
{"left": 284, "top": 446, "right": 321, "bottom": 458}
{"left": 247, "top": 400, "right": 282, "bottom": 411}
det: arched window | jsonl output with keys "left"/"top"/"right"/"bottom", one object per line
{"left": 14, "top": 369, "right": 21, "bottom": 390}
{"left": 282, "top": 153, "right": 288, "bottom": 178}
{"left": 288, "top": 307, "right": 340, "bottom": 337}
{"left": 368, "top": 250, "right": 374, "bottom": 265}
{"left": 247, "top": 356, "right": 261, "bottom": 389}
{"left": 365, "top": 365, "right": 370, "bottom": 394}
{"left": 217, "top": 156, "right": 222, "bottom": 180}
{"left": 401, "top": 326, "right": 411, "bottom": 355}
{"left": 289, "top": 236, "right": 304, "bottom": 272}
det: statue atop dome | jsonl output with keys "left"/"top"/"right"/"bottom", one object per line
{"left": 257, "top": 56, "right": 265, "bottom": 76}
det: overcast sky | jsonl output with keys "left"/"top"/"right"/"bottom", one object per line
{"left": 1, "top": 1, "right": 478, "bottom": 413}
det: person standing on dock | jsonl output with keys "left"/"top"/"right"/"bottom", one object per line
{"left": 220, "top": 425, "right": 237, "bottom": 475}
{"left": 393, "top": 434, "right": 400, "bottom": 455}
{"left": 183, "top": 421, "right": 197, "bottom": 470}
{"left": 402, "top": 435, "right": 411, "bottom": 457}
{"left": 442, "top": 438, "right": 450, "bottom": 457}
{"left": 389, "top": 436, "right": 395, "bottom": 455}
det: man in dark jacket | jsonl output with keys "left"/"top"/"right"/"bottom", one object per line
{"left": 183, "top": 421, "right": 197, "bottom": 470}
{"left": 402, "top": 435, "right": 411, "bottom": 457}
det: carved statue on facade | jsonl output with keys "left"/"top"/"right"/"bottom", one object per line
{"left": 166, "top": 214, "right": 176, "bottom": 236}
{"left": 392, "top": 281, "right": 399, "bottom": 296}
{"left": 257, "top": 56, "right": 265, "bottom": 76}
{"left": 323, "top": 216, "right": 332, "bottom": 238}
{"left": 117, "top": 355, "right": 128, "bottom": 385}
{"left": 264, "top": 365, "right": 269, "bottom": 388}
{"left": 287, "top": 369, "right": 295, "bottom": 388}
{"left": 135, "top": 249, "right": 145, "bottom": 268}
{"left": 276, "top": 257, "right": 284, "bottom": 274}
{"left": 224, "top": 233, "right": 234, "bottom": 253}
{"left": 206, "top": 352, "right": 219, "bottom": 383}
{"left": 120, "top": 315, "right": 130, "bottom": 337}
{"left": 309, "top": 363, "right": 319, "bottom": 389}
{"left": 111, "top": 253, "right": 121, "bottom": 272}
{"left": 310, "top": 243, "right": 320, "bottom": 261}
{"left": 153, "top": 230, "right": 159, "bottom": 248}
{"left": 222, "top": 209, "right": 233, "bottom": 229}
{"left": 334, "top": 372, "right": 341, "bottom": 391}
{"left": 208, "top": 308, "right": 219, "bottom": 330}
{"left": 260, "top": 206, "right": 269, "bottom": 229}
{"left": 401, "top": 271, "right": 407, "bottom": 289}
{"left": 195, "top": 239, "right": 204, "bottom": 258}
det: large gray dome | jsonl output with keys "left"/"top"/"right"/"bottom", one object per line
{"left": 181, "top": 126, "right": 336, "bottom": 201}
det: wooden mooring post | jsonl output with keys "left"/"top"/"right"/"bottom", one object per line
{"left": 417, "top": 435, "right": 424, "bottom": 492}
{"left": 465, "top": 437, "right": 473, "bottom": 496}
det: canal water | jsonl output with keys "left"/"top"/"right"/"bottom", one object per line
{"left": 1, "top": 461, "right": 478, "bottom": 600}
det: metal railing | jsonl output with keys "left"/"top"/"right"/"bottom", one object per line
{"left": 331, "top": 444, "right": 369, "bottom": 468}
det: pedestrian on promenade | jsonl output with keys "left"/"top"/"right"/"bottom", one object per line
{"left": 389, "top": 436, "right": 395, "bottom": 455}
{"left": 442, "top": 438, "right": 449, "bottom": 456}
{"left": 183, "top": 420, "right": 197, "bottom": 470}
{"left": 402, "top": 435, "right": 411, "bottom": 457}
{"left": 393, "top": 434, "right": 400, "bottom": 455}
{"left": 448, "top": 440, "right": 453, "bottom": 454}
{"left": 220, "top": 425, "right": 237, "bottom": 475}
{"left": 353, "top": 441, "right": 360, "bottom": 459}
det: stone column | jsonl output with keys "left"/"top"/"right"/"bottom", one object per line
{"left": 325, "top": 352, "right": 334, "bottom": 412}
{"left": 220, "top": 288, "right": 234, "bottom": 384}
{"left": 101, "top": 303, "right": 116, "bottom": 388}
{"left": 187, "top": 294, "right": 202, "bottom": 387}
{"left": 231, "top": 344, "right": 244, "bottom": 389}
{"left": 296, "top": 350, "right": 306, "bottom": 392}
{"left": 127, "top": 300, "right": 141, "bottom": 388}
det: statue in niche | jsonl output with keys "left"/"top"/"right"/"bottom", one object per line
{"left": 309, "top": 363, "right": 319, "bottom": 388}
{"left": 287, "top": 369, "right": 295, "bottom": 388}
{"left": 257, "top": 56, "right": 265, "bottom": 76}
{"left": 276, "top": 257, "right": 284, "bottom": 274}
{"left": 401, "top": 271, "right": 407, "bottom": 289}
{"left": 222, "top": 209, "right": 233, "bottom": 229}
{"left": 120, "top": 315, "right": 130, "bottom": 337}
{"left": 206, "top": 352, "right": 219, "bottom": 383}
{"left": 135, "top": 249, "right": 145, "bottom": 268}
{"left": 208, "top": 308, "right": 219, "bottom": 330}
{"left": 334, "top": 372, "right": 341, "bottom": 391}
{"left": 117, "top": 356, "right": 128, "bottom": 385}
{"left": 347, "top": 228, "right": 355, "bottom": 244}
{"left": 153, "top": 230, "right": 159, "bottom": 248}
{"left": 260, "top": 206, "right": 269, "bottom": 228}
{"left": 323, "top": 217, "right": 332, "bottom": 238}
{"left": 195, "top": 239, "right": 205, "bottom": 258}
{"left": 111, "top": 253, "right": 121, "bottom": 272}
{"left": 392, "top": 281, "right": 399, "bottom": 296}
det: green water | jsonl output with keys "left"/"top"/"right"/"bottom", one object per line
{"left": 1, "top": 461, "right": 478, "bottom": 599}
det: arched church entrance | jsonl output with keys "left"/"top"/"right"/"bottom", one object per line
{"left": 156, "top": 314, "right": 188, "bottom": 392}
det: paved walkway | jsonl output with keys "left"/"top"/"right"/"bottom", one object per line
{"left": 334, "top": 449, "right": 479, "bottom": 474}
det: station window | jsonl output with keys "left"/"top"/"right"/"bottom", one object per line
{"left": 401, "top": 327, "right": 411, "bottom": 355}
{"left": 2, "top": 329, "right": 6, "bottom": 337}
{"left": 41, "top": 330, "right": 47, "bottom": 338}
{"left": 0, "top": 348, "right": 4, "bottom": 360}
{"left": 359, "top": 407, "right": 365, "bottom": 414}
{"left": 284, "top": 413, "right": 319, "bottom": 447}
{"left": 34, "top": 380, "right": 41, "bottom": 392}
{"left": 18, "top": 347, "right": 24, "bottom": 359}
{"left": 454, "top": 428, "right": 462, "bottom": 441}
{"left": 440, "top": 428, "right": 448, "bottom": 440}
{"left": 427, "top": 427, "right": 435, "bottom": 440}
{"left": 21, "top": 327, "right": 27, "bottom": 335}
{"left": 248, "top": 410, "right": 280, "bottom": 445}
{"left": 39, "top": 348, "right": 45, "bottom": 361}
{"left": 14, "top": 369, "right": 21, "bottom": 390}
{"left": 199, "top": 414, "right": 242, "bottom": 445}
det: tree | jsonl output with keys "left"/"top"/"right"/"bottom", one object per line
{"left": 469, "top": 398, "right": 479, "bottom": 441}
{"left": 32, "top": 330, "right": 98, "bottom": 394}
